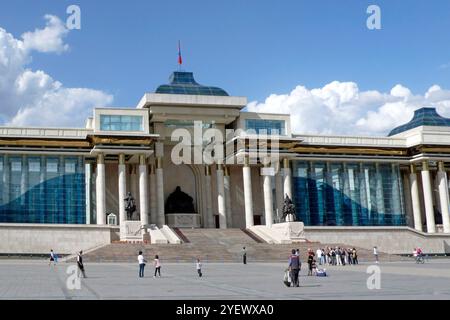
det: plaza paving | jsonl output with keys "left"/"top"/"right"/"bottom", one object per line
{"left": 0, "top": 259, "right": 449, "bottom": 299}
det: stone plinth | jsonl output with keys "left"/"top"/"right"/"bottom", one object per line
{"left": 166, "top": 213, "right": 201, "bottom": 228}
{"left": 272, "top": 221, "right": 306, "bottom": 242}
{"left": 120, "top": 221, "right": 145, "bottom": 241}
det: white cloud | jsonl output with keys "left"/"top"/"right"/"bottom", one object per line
{"left": 247, "top": 82, "right": 450, "bottom": 136}
{"left": 0, "top": 15, "right": 112, "bottom": 127}
{"left": 21, "top": 15, "right": 69, "bottom": 54}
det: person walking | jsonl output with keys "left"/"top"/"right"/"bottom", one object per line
{"left": 242, "top": 247, "right": 247, "bottom": 265}
{"left": 352, "top": 248, "right": 358, "bottom": 265}
{"left": 196, "top": 258, "right": 203, "bottom": 277}
{"left": 138, "top": 251, "right": 147, "bottom": 278}
{"left": 288, "top": 249, "right": 301, "bottom": 287}
{"left": 49, "top": 249, "right": 56, "bottom": 266}
{"left": 373, "top": 246, "right": 379, "bottom": 264}
{"left": 153, "top": 255, "right": 161, "bottom": 278}
{"left": 307, "top": 252, "right": 314, "bottom": 276}
{"left": 77, "top": 251, "right": 86, "bottom": 278}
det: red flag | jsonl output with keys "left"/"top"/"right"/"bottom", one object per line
{"left": 178, "top": 40, "right": 183, "bottom": 65}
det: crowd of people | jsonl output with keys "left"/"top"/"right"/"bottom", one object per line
{"left": 312, "top": 247, "right": 359, "bottom": 267}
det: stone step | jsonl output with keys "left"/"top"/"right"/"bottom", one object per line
{"left": 75, "top": 229, "right": 410, "bottom": 263}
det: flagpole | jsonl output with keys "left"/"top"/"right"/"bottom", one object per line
{"left": 178, "top": 40, "right": 182, "bottom": 71}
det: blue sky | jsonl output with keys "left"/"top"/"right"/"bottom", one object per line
{"left": 1, "top": 0, "right": 450, "bottom": 134}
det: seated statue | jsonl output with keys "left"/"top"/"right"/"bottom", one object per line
{"left": 165, "top": 186, "right": 195, "bottom": 214}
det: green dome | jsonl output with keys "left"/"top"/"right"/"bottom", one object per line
{"left": 155, "top": 71, "right": 229, "bottom": 96}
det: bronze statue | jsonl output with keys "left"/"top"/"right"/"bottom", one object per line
{"left": 124, "top": 192, "right": 136, "bottom": 220}
{"left": 165, "top": 186, "right": 195, "bottom": 214}
{"left": 282, "top": 194, "right": 296, "bottom": 222}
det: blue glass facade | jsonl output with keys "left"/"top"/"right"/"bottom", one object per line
{"left": 0, "top": 155, "right": 86, "bottom": 224}
{"left": 245, "top": 119, "right": 286, "bottom": 135}
{"left": 292, "top": 161, "right": 406, "bottom": 226}
{"left": 100, "top": 115, "right": 143, "bottom": 131}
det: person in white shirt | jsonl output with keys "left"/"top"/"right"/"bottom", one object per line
{"left": 138, "top": 251, "right": 147, "bottom": 278}
{"left": 316, "top": 248, "right": 322, "bottom": 265}
{"left": 196, "top": 258, "right": 202, "bottom": 277}
{"left": 49, "top": 249, "right": 56, "bottom": 266}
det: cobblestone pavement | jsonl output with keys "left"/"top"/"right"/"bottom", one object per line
{"left": 0, "top": 259, "right": 449, "bottom": 299}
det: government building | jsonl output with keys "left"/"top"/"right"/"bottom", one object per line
{"left": 1, "top": 71, "right": 450, "bottom": 255}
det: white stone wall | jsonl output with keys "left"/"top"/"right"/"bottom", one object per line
{"left": 304, "top": 226, "right": 450, "bottom": 254}
{"left": 0, "top": 224, "right": 114, "bottom": 254}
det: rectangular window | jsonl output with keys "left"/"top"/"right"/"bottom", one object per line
{"left": 245, "top": 119, "right": 286, "bottom": 135}
{"left": 47, "top": 160, "right": 58, "bottom": 173}
{"left": 100, "top": 115, "right": 143, "bottom": 132}
{"left": 164, "top": 120, "right": 213, "bottom": 129}
{"left": 29, "top": 160, "right": 41, "bottom": 172}
{"left": 11, "top": 161, "right": 21, "bottom": 172}
{"left": 65, "top": 162, "right": 76, "bottom": 173}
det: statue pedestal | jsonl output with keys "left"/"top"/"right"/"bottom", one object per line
{"left": 120, "top": 221, "right": 147, "bottom": 242}
{"left": 271, "top": 221, "right": 306, "bottom": 242}
{"left": 166, "top": 213, "right": 201, "bottom": 228}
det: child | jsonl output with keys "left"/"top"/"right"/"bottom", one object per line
{"left": 196, "top": 258, "right": 202, "bottom": 277}
{"left": 153, "top": 255, "right": 161, "bottom": 278}
{"left": 49, "top": 249, "right": 56, "bottom": 266}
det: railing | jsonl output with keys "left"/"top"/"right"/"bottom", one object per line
{"left": 0, "top": 127, "right": 91, "bottom": 139}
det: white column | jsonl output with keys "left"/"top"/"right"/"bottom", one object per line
{"left": 149, "top": 163, "right": 157, "bottom": 224}
{"left": 96, "top": 153, "right": 106, "bottom": 225}
{"left": 130, "top": 164, "right": 138, "bottom": 213}
{"left": 421, "top": 161, "right": 436, "bottom": 233}
{"left": 262, "top": 166, "right": 274, "bottom": 227}
{"left": 438, "top": 162, "right": 450, "bottom": 233}
{"left": 85, "top": 162, "right": 92, "bottom": 225}
{"left": 243, "top": 157, "right": 254, "bottom": 228}
{"left": 224, "top": 166, "right": 233, "bottom": 228}
{"left": 118, "top": 154, "right": 126, "bottom": 226}
{"left": 409, "top": 164, "right": 423, "bottom": 232}
{"left": 283, "top": 158, "right": 292, "bottom": 199}
{"left": 275, "top": 162, "right": 284, "bottom": 223}
{"left": 156, "top": 157, "right": 165, "bottom": 227}
{"left": 216, "top": 164, "right": 227, "bottom": 229}
{"left": 139, "top": 155, "right": 149, "bottom": 226}
{"left": 204, "top": 165, "right": 214, "bottom": 228}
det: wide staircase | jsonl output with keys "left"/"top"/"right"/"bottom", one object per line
{"left": 75, "top": 228, "right": 409, "bottom": 263}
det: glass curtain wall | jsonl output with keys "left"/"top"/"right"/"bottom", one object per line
{"left": 0, "top": 154, "right": 85, "bottom": 224}
{"left": 292, "top": 161, "right": 405, "bottom": 226}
